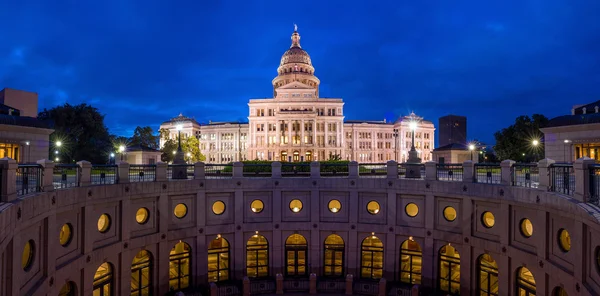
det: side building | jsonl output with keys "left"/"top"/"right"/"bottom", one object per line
{"left": 159, "top": 28, "right": 435, "bottom": 163}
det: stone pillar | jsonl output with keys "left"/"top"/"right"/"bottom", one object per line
{"left": 276, "top": 273, "right": 284, "bottom": 294}
{"left": 345, "top": 274, "right": 353, "bottom": 295}
{"left": 462, "top": 160, "right": 475, "bottom": 183}
{"left": 309, "top": 273, "right": 317, "bottom": 294}
{"left": 233, "top": 162, "right": 243, "bottom": 178}
{"left": 378, "top": 278, "right": 386, "bottom": 296}
{"left": 411, "top": 284, "right": 420, "bottom": 296}
{"left": 0, "top": 158, "right": 17, "bottom": 202}
{"left": 574, "top": 157, "right": 596, "bottom": 202}
{"left": 243, "top": 277, "right": 250, "bottom": 296}
{"left": 425, "top": 161, "right": 436, "bottom": 181}
{"left": 272, "top": 161, "right": 282, "bottom": 178}
{"left": 310, "top": 161, "right": 320, "bottom": 178}
{"left": 77, "top": 161, "right": 92, "bottom": 186}
{"left": 500, "top": 160, "right": 515, "bottom": 185}
{"left": 194, "top": 162, "right": 205, "bottom": 179}
{"left": 210, "top": 282, "right": 218, "bottom": 296}
{"left": 117, "top": 161, "right": 130, "bottom": 184}
{"left": 537, "top": 158, "right": 555, "bottom": 190}
{"left": 348, "top": 161, "right": 359, "bottom": 178}
{"left": 36, "top": 159, "right": 55, "bottom": 192}
{"left": 387, "top": 160, "right": 398, "bottom": 179}
{"left": 155, "top": 162, "right": 167, "bottom": 182}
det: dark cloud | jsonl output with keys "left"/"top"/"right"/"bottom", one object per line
{"left": 1, "top": 0, "right": 599, "bottom": 144}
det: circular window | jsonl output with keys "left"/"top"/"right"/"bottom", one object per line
{"left": 558, "top": 229, "right": 571, "bottom": 252}
{"left": 22, "top": 240, "right": 34, "bottom": 271}
{"left": 59, "top": 223, "right": 73, "bottom": 246}
{"left": 136, "top": 207, "right": 149, "bottom": 224}
{"left": 289, "top": 199, "right": 303, "bottom": 213}
{"left": 443, "top": 206, "right": 457, "bottom": 222}
{"left": 520, "top": 218, "right": 533, "bottom": 237}
{"left": 212, "top": 201, "right": 226, "bottom": 215}
{"left": 367, "top": 201, "right": 380, "bottom": 215}
{"left": 97, "top": 214, "right": 111, "bottom": 233}
{"left": 481, "top": 211, "right": 495, "bottom": 228}
{"left": 328, "top": 199, "right": 342, "bottom": 213}
{"left": 405, "top": 203, "right": 419, "bottom": 217}
{"left": 251, "top": 200, "right": 264, "bottom": 213}
{"left": 174, "top": 203, "right": 188, "bottom": 219}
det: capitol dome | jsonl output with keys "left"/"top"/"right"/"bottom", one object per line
{"left": 279, "top": 42, "right": 312, "bottom": 66}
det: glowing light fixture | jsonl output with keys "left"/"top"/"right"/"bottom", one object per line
{"left": 532, "top": 140, "right": 539, "bottom": 146}
{"left": 176, "top": 124, "right": 183, "bottom": 131}
{"left": 409, "top": 121, "right": 417, "bottom": 130}
{"left": 56, "top": 141, "right": 62, "bottom": 147}
{"left": 468, "top": 144, "right": 475, "bottom": 151}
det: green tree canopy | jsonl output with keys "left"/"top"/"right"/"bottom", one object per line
{"left": 493, "top": 114, "right": 548, "bottom": 162}
{"left": 130, "top": 126, "right": 159, "bottom": 149}
{"left": 160, "top": 135, "right": 205, "bottom": 163}
{"left": 39, "top": 103, "right": 112, "bottom": 164}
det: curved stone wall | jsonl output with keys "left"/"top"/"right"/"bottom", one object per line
{"left": 2, "top": 170, "right": 600, "bottom": 295}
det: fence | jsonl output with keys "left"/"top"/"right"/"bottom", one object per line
{"left": 16, "top": 164, "right": 42, "bottom": 196}
{"left": 281, "top": 163, "right": 310, "bottom": 177}
{"left": 283, "top": 278, "right": 310, "bottom": 292}
{"left": 512, "top": 164, "right": 539, "bottom": 188}
{"left": 353, "top": 281, "right": 379, "bottom": 296}
{"left": 321, "top": 162, "right": 349, "bottom": 177}
{"left": 359, "top": 163, "right": 387, "bottom": 178}
{"left": 316, "top": 278, "right": 346, "bottom": 293}
{"left": 168, "top": 164, "right": 194, "bottom": 180}
{"left": 205, "top": 164, "right": 233, "bottom": 179}
{"left": 91, "top": 165, "right": 118, "bottom": 185}
{"left": 590, "top": 165, "right": 600, "bottom": 205}
{"left": 129, "top": 165, "right": 156, "bottom": 182}
{"left": 249, "top": 279, "right": 276, "bottom": 294}
{"left": 549, "top": 164, "right": 575, "bottom": 196}
{"left": 53, "top": 164, "right": 79, "bottom": 189}
{"left": 436, "top": 164, "right": 463, "bottom": 182}
{"left": 474, "top": 163, "right": 501, "bottom": 184}
{"left": 242, "top": 163, "right": 272, "bottom": 178}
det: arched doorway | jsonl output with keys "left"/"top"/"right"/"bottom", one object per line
{"left": 516, "top": 266, "right": 536, "bottom": 296}
{"left": 208, "top": 237, "right": 230, "bottom": 282}
{"left": 399, "top": 239, "right": 422, "bottom": 284}
{"left": 293, "top": 151, "right": 300, "bottom": 162}
{"left": 305, "top": 151, "right": 312, "bottom": 161}
{"left": 323, "top": 234, "right": 344, "bottom": 277}
{"left": 478, "top": 254, "right": 498, "bottom": 296}
{"left": 93, "top": 262, "right": 113, "bottom": 296}
{"left": 131, "top": 250, "right": 152, "bottom": 295}
{"left": 438, "top": 244, "right": 460, "bottom": 294}
{"left": 285, "top": 234, "right": 308, "bottom": 277}
{"left": 281, "top": 151, "right": 288, "bottom": 162}
{"left": 169, "top": 241, "right": 191, "bottom": 291}
{"left": 360, "top": 235, "right": 384, "bottom": 279}
{"left": 247, "top": 234, "right": 269, "bottom": 278}
{"left": 58, "top": 281, "right": 77, "bottom": 296}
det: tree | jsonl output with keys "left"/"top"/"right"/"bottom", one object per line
{"left": 160, "top": 135, "right": 205, "bottom": 163}
{"left": 39, "top": 103, "right": 113, "bottom": 164}
{"left": 493, "top": 114, "right": 549, "bottom": 162}
{"left": 130, "top": 126, "right": 159, "bottom": 149}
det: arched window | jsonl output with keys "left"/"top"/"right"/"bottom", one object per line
{"left": 169, "top": 241, "right": 191, "bottom": 291}
{"left": 247, "top": 234, "right": 269, "bottom": 278}
{"left": 439, "top": 244, "right": 460, "bottom": 294}
{"left": 400, "top": 239, "right": 422, "bottom": 284}
{"left": 58, "top": 281, "right": 76, "bottom": 296}
{"left": 208, "top": 237, "right": 230, "bottom": 282}
{"left": 93, "top": 262, "right": 113, "bottom": 296}
{"left": 478, "top": 254, "right": 498, "bottom": 296}
{"left": 516, "top": 267, "right": 536, "bottom": 296}
{"left": 360, "top": 235, "right": 384, "bottom": 279}
{"left": 131, "top": 250, "right": 152, "bottom": 296}
{"left": 552, "top": 287, "right": 568, "bottom": 296}
{"left": 324, "top": 234, "right": 345, "bottom": 277}
{"left": 285, "top": 234, "right": 308, "bottom": 277}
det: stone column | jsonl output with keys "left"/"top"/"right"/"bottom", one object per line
{"left": 386, "top": 160, "right": 398, "bottom": 179}
{"left": 36, "top": 159, "right": 55, "bottom": 192}
{"left": 574, "top": 157, "right": 596, "bottom": 202}
{"left": 425, "top": 161, "right": 437, "bottom": 181}
{"left": 194, "top": 162, "right": 205, "bottom": 179}
{"left": 233, "top": 162, "right": 243, "bottom": 178}
{"left": 272, "top": 162, "right": 282, "bottom": 178}
{"left": 210, "top": 282, "right": 218, "bottom": 296}
{"left": 0, "top": 158, "right": 17, "bottom": 202}
{"left": 276, "top": 273, "right": 284, "bottom": 294}
{"left": 243, "top": 277, "right": 250, "bottom": 296}
{"left": 117, "top": 161, "right": 130, "bottom": 184}
{"left": 348, "top": 161, "right": 359, "bottom": 178}
{"left": 77, "top": 161, "right": 92, "bottom": 186}
{"left": 345, "top": 274, "right": 353, "bottom": 295}
{"left": 309, "top": 273, "right": 317, "bottom": 294}
{"left": 310, "top": 161, "right": 320, "bottom": 178}
{"left": 378, "top": 278, "right": 386, "bottom": 296}
{"left": 500, "top": 160, "right": 515, "bottom": 185}
{"left": 155, "top": 162, "right": 167, "bottom": 182}
{"left": 462, "top": 160, "right": 475, "bottom": 183}
{"left": 537, "top": 158, "right": 555, "bottom": 190}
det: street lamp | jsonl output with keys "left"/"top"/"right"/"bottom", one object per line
{"left": 186, "top": 152, "right": 191, "bottom": 163}
{"left": 119, "top": 145, "right": 125, "bottom": 161}
{"left": 564, "top": 139, "right": 571, "bottom": 162}
{"left": 110, "top": 152, "right": 115, "bottom": 164}
{"left": 393, "top": 128, "right": 399, "bottom": 162}
{"left": 56, "top": 141, "right": 62, "bottom": 147}
{"left": 468, "top": 144, "right": 475, "bottom": 161}
{"left": 25, "top": 141, "right": 30, "bottom": 163}
{"left": 532, "top": 140, "right": 539, "bottom": 146}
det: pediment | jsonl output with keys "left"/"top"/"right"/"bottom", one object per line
{"left": 277, "top": 81, "right": 313, "bottom": 90}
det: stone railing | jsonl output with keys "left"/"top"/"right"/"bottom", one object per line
{"left": 1, "top": 157, "right": 598, "bottom": 204}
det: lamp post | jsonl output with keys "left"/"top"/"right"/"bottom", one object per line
{"left": 186, "top": 152, "right": 191, "bottom": 164}
{"left": 563, "top": 139, "right": 571, "bottom": 162}
{"left": 468, "top": 144, "right": 475, "bottom": 161}
{"left": 405, "top": 115, "right": 422, "bottom": 178}
{"left": 393, "top": 128, "right": 399, "bottom": 162}
{"left": 532, "top": 139, "right": 539, "bottom": 162}
{"left": 110, "top": 153, "right": 115, "bottom": 164}
{"left": 119, "top": 145, "right": 125, "bottom": 162}
{"left": 25, "top": 141, "right": 30, "bottom": 163}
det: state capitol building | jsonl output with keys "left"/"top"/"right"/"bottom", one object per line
{"left": 160, "top": 27, "right": 435, "bottom": 163}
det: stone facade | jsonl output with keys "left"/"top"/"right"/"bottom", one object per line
{"left": 160, "top": 28, "right": 435, "bottom": 163}
{"left": 0, "top": 159, "right": 599, "bottom": 295}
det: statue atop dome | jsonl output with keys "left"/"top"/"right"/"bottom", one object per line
{"left": 294, "top": 23, "right": 298, "bottom": 32}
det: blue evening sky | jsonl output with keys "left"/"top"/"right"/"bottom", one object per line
{"left": 1, "top": 0, "right": 599, "bottom": 145}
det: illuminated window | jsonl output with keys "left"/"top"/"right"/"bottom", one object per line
{"left": 552, "top": 287, "right": 568, "bottom": 296}
{"left": 328, "top": 199, "right": 342, "bottom": 213}
{"left": 246, "top": 234, "right": 269, "bottom": 278}
{"left": 558, "top": 229, "right": 571, "bottom": 252}
{"left": 323, "top": 234, "right": 345, "bottom": 277}
{"left": 285, "top": 234, "right": 308, "bottom": 277}
{"left": 481, "top": 211, "right": 495, "bottom": 228}
{"left": 22, "top": 240, "right": 34, "bottom": 271}
{"left": 400, "top": 239, "right": 422, "bottom": 284}
{"left": 59, "top": 223, "right": 73, "bottom": 246}
{"left": 135, "top": 208, "right": 149, "bottom": 224}
{"left": 212, "top": 201, "right": 226, "bottom": 215}
{"left": 98, "top": 214, "right": 111, "bottom": 233}
{"left": 516, "top": 266, "right": 536, "bottom": 296}
{"left": 360, "top": 235, "right": 384, "bottom": 279}
{"left": 520, "top": 218, "right": 533, "bottom": 237}
{"left": 478, "top": 254, "right": 498, "bottom": 296}
{"left": 289, "top": 199, "right": 303, "bottom": 213}
{"left": 169, "top": 241, "right": 191, "bottom": 291}
{"left": 93, "top": 262, "right": 113, "bottom": 296}
{"left": 251, "top": 199, "right": 264, "bottom": 213}
{"left": 366, "top": 201, "right": 380, "bottom": 215}
{"left": 58, "top": 281, "right": 76, "bottom": 296}
{"left": 405, "top": 203, "right": 419, "bottom": 217}
{"left": 0, "top": 143, "right": 21, "bottom": 162}
{"left": 439, "top": 244, "right": 460, "bottom": 294}
{"left": 174, "top": 203, "right": 188, "bottom": 219}
{"left": 208, "top": 237, "right": 230, "bottom": 282}
{"left": 131, "top": 250, "right": 152, "bottom": 296}
{"left": 443, "top": 207, "right": 457, "bottom": 222}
